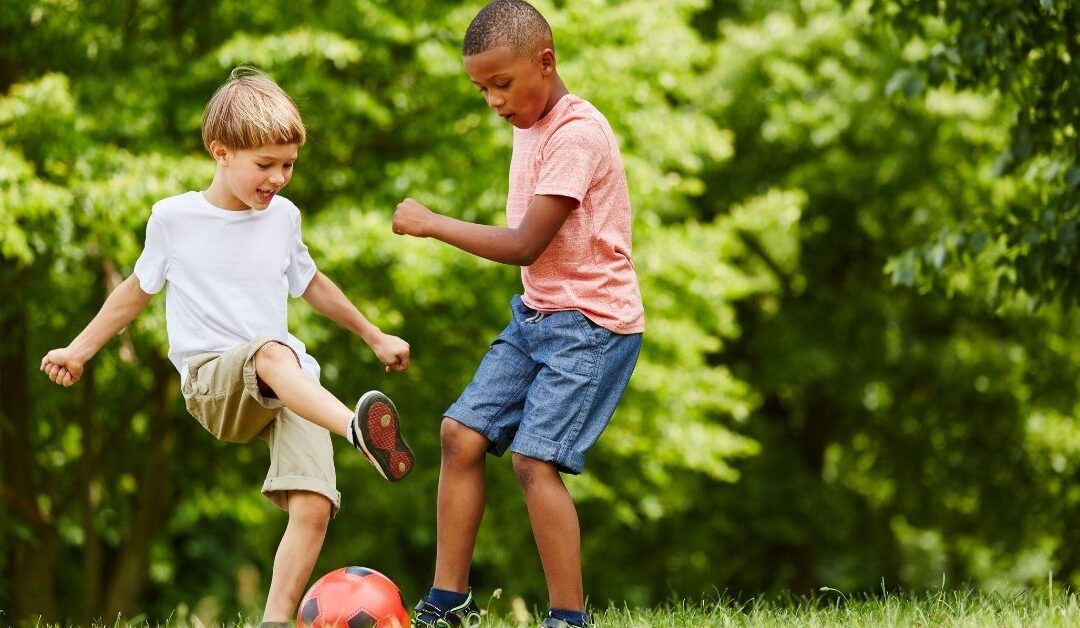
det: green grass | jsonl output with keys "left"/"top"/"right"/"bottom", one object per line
{"left": 24, "top": 589, "right": 1080, "bottom": 627}
{"left": 468, "top": 589, "right": 1080, "bottom": 627}
{"left": 502, "top": 589, "right": 1080, "bottom": 627}
{"left": 578, "top": 589, "right": 1080, "bottom": 627}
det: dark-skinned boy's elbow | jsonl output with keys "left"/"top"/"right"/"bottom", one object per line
{"left": 519, "top": 239, "right": 553, "bottom": 266}
{"left": 518, "top": 245, "right": 548, "bottom": 266}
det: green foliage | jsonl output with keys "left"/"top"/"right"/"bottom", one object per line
{"left": 864, "top": 0, "right": 1080, "bottom": 307}
{"left": 0, "top": 0, "right": 769, "bottom": 621}
{"left": 6, "top": 0, "right": 1080, "bottom": 623}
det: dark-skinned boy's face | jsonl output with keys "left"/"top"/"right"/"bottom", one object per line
{"left": 464, "top": 44, "right": 555, "bottom": 129}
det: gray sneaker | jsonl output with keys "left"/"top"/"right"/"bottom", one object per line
{"left": 539, "top": 613, "right": 592, "bottom": 628}
{"left": 352, "top": 390, "right": 414, "bottom": 481}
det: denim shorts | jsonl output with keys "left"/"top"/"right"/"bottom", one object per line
{"left": 445, "top": 295, "right": 642, "bottom": 474}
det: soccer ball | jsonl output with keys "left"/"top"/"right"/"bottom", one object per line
{"left": 297, "top": 566, "right": 410, "bottom": 628}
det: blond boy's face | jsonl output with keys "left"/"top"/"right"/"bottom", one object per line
{"left": 464, "top": 44, "right": 556, "bottom": 129}
{"left": 209, "top": 141, "right": 298, "bottom": 210}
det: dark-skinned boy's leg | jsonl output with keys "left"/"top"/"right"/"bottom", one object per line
{"left": 432, "top": 418, "right": 490, "bottom": 592}
{"left": 513, "top": 454, "right": 584, "bottom": 612}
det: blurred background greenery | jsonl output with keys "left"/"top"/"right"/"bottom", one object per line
{"left": 2, "top": 0, "right": 1079, "bottom": 623}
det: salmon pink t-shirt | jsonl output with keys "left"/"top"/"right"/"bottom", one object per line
{"left": 508, "top": 94, "right": 644, "bottom": 334}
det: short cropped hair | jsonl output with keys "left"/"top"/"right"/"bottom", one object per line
{"left": 462, "top": 0, "right": 554, "bottom": 57}
{"left": 201, "top": 67, "right": 305, "bottom": 153}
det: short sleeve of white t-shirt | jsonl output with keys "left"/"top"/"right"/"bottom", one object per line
{"left": 133, "top": 213, "right": 169, "bottom": 294}
{"left": 285, "top": 210, "right": 317, "bottom": 297}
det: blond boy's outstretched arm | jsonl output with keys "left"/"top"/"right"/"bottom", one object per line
{"left": 41, "top": 275, "right": 154, "bottom": 387}
{"left": 301, "top": 271, "right": 410, "bottom": 373}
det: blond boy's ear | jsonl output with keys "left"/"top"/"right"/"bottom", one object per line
{"left": 208, "top": 140, "right": 230, "bottom": 165}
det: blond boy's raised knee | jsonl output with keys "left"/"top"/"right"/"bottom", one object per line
{"left": 254, "top": 341, "right": 299, "bottom": 378}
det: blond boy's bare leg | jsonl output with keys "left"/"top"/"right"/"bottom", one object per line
{"left": 263, "top": 491, "right": 332, "bottom": 622}
{"left": 512, "top": 454, "right": 584, "bottom": 612}
{"left": 254, "top": 342, "right": 352, "bottom": 437}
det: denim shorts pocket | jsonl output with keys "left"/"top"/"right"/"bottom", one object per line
{"left": 543, "top": 310, "right": 601, "bottom": 377}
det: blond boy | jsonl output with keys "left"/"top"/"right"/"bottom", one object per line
{"left": 40, "top": 67, "right": 415, "bottom": 622}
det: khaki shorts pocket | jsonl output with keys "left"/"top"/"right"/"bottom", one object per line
{"left": 183, "top": 347, "right": 278, "bottom": 443}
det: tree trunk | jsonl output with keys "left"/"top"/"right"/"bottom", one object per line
{"left": 787, "top": 391, "right": 830, "bottom": 593}
{"left": 81, "top": 365, "right": 103, "bottom": 621}
{"left": 103, "top": 363, "right": 179, "bottom": 617}
{"left": 0, "top": 265, "right": 58, "bottom": 620}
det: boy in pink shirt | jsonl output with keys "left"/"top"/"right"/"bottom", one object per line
{"left": 393, "top": 1, "right": 643, "bottom": 626}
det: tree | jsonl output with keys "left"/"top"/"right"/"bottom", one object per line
{"left": 687, "top": 0, "right": 1080, "bottom": 595}
{"left": 864, "top": 0, "right": 1080, "bottom": 307}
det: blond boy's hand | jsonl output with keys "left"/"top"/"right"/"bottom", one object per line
{"left": 40, "top": 348, "right": 85, "bottom": 387}
{"left": 372, "top": 333, "right": 411, "bottom": 373}
{"left": 393, "top": 198, "right": 434, "bottom": 237}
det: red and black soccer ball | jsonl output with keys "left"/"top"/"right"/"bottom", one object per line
{"left": 297, "top": 566, "right": 410, "bottom": 628}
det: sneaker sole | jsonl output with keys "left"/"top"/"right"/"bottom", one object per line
{"left": 354, "top": 391, "right": 414, "bottom": 481}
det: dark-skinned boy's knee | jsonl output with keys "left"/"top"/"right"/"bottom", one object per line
{"left": 512, "top": 453, "right": 557, "bottom": 492}
{"left": 440, "top": 418, "right": 487, "bottom": 465}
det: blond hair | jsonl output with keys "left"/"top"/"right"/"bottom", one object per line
{"left": 201, "top": 67, "right": 305, "bottom": 153}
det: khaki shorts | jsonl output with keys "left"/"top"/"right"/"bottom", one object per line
{"left": 182, "top": 336, "right": 341, "bottom": 513}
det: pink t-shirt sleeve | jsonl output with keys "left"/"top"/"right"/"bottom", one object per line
{"left": 534, "top": 119, "right": 608, "bottom": 203}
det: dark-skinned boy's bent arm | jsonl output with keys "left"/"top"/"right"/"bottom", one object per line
{"left": 393, "top": 193, "right": 576, "bottom": 266}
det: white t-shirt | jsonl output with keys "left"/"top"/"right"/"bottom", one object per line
{"left": 133, "top": 191, "right": 321, "bottom": 383}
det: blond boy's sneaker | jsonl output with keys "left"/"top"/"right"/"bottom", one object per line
{"left": 351, "top": 390, "right": 414, "bottom": 481}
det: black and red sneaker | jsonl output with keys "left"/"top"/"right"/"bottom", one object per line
{"left": 351, "top": 390, "right": 414, "bottom": 481}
